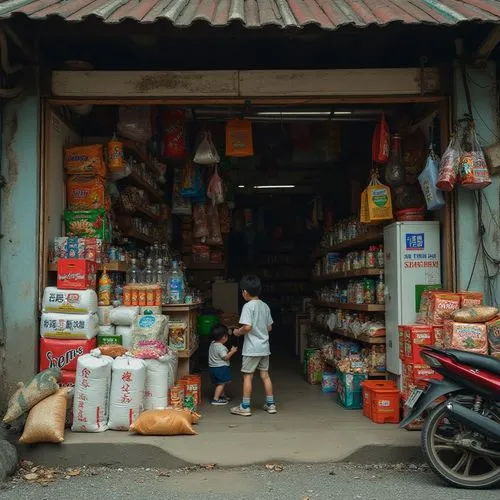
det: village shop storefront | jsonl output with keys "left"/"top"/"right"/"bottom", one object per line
{"left": 0, "top": 2, "right": 499, "bottom": 446}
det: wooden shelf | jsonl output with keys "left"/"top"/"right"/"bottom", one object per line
{"left": 176, "top": 344, "right": 199, "bottom": 359}
{"left": 312, "top": 300, "right": 385, "bottom": 312}
{"left": 120, "top": 137, "right": 163, "bottom": 177}
{"left": 312, "top": 268, "right": 383, "bottom": 281}
{"left": 123, "top": 229, "right": 155, "bottom": 244}
{"left": 122, "top": 170, "right": 164, "bottom": 203}
{"left": 48, "top": 262, "right": 128, "bottom": 272}
{"left": 117, "top": 206, "right": 162, "bottom": 222}
{"left": 312, "top": 323, "right": 386, "bottom": 345}
{"left": 314, "top": 230, "right": 383, "bottom": 257}
{"left": 162, "top": 304, "right": 201, "bottom": 312}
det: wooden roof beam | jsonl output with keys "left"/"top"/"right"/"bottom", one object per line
{"left": 473, "top": 25, "right": 500, "bottom": 66}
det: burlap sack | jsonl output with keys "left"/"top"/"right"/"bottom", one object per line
{"left": 130, "top": 409, "right": 199, "bottom": 436}
{"left": 19, "top": 388, "right": 69, "bottom": 444}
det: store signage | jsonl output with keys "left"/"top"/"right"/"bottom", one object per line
{"left": 403, "top": 233, "right": 440, "bottom": 273}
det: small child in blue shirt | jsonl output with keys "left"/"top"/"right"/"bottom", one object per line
{"left": 208, "top": 324, "right": 238, "bottom": 405}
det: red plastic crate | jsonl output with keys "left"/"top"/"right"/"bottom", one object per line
{"left": 361, "top": 380, "right": 400, "bottom": 424}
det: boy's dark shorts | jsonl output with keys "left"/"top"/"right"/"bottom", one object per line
{"left": 209, "top": 366, "right": 232, "bottom": 385}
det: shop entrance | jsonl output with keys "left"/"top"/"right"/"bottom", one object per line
{"left": 40, "top": 96, "right": 450, "bottom": 422}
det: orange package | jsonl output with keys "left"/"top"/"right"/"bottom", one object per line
{"left": 429, "top": 292, "right": 460, "bottom": 325}
{"left": 64, "top": 145, "right": 106, "bottom": 177}
{"left": 226, "top": 119, "right": 254, "bottom": 157}
{"left": 449, "top": 321, "right": 488, "bottom": 354}
{"left": 458, "top": 291, "right": 483, "bottom": 308}
{"left": 67, "top": 175, "right": 107, "bottom": 210}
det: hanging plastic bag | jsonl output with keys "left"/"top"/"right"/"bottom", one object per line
{"left": 459, "top": 122, "right": 492, "bottom": 190}
{"left": 366, "top": 171, "right": 393, "bottom": 223}
{"left": 117, "top": 106, "right": 152, "bottom": 143}
{"left": 360, "top": 188, "right": 370, "bottom": 223}
{"left": 207, "top": 203, "right": 223, "bottom": 245}
{"left": 193, "top": 203, "right": 209, "bottom": 239}
{"left": 419, "top": 149, "right": 445, "bottom": 210}
{"left": 163, "top": 109, "right": 186, "bottom": 159}
{"left": 372, "top": 114, "right": 390, "bottom": 164}
{"left": 226, "top": 119, "right": 254, "bottom": 157}
{"left": 436, "top": 133, "right": 461, "bottom": 191}
{"left": 194, "top": 129, "right": 220, "bottom": 165}
{"left": 207, "top": 166, "right": 225, "bottom": 205}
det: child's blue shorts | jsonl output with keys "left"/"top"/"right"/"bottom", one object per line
{"left": 209, "top": 366, "right": 232, "bottom": 385}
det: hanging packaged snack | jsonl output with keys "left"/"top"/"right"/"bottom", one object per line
{"left": 359, "top": 188, "right": 369, "bottom": 224}
{"left": 67, "top": 175, "right": 107, "bottom": 210}
{"left": 371, "top": 114, "right": 390, "bottom": 164}
{"left": 365, "top": 171, "right": 393, "bottom": 223}
{"left": 459, "top": 121, "right": 492, "bottom": 190}
{"left": 194, "top": 129, "right": 220, "bottom": 165}
{"left": 207, "top": 165, "right": 225, "bottom": 205}
{"left": 226, "top": 119, "right": 254, "bottom": 157}
{"left": 107, "top": 135, "right": 125, "bottom": 173}
{"left": 171, "top": 166, "right": 192, "bottom": 215}
{"left": 163, "top": 109, "right": 186, "bottom": 159}
{"left": 436, "top": 133, "right": 461, "bottom": 191}
{"left": 64, "top": 144, "right": 106, "bottom": 177}
{"left": 418, "top": 147, "right": 445, "bottom": 210}
{"left": 117, "top": 106, "right": 152, "bottom": 143}
{"left": 207, "top": 202, "right": 223, "bottom": 246}
{"left": 64, "top": 209, "right": 111, "bottom": 241}
{"left": 192, "top": 203, "right": 209, "bottom": 239}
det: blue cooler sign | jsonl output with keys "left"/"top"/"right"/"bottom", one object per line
{"left": 405, "top": 233, "right": 425, "bottom": 250}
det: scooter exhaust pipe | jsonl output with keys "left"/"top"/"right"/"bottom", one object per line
{"left": 446, "top": 402, "right": 500, "bottom": 440}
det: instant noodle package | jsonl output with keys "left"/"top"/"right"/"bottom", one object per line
{"left": 445, "top": 320, "right": 488, "bottom": 355}
{"left": 64, "top": 145, "right": 106, "bottom": 177}
{"left": 66, "top": 175, "right": 107, "bottom": 210}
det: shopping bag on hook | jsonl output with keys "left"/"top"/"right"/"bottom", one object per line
{"left": 459, "top": 121, "right": 492, "bottom": 190}
{"left": 418, "top": 148, "right": 445, "bottom": 210}
{"left": 194, "top": 129, "right": 220, "bottom": 165}
{"left": 436, "top": 133, "right": 461, "bottom": 192}
{"left": 371, "top": 114, "right": 390, "bottom": 164}
{"left": 226, "top": 119, "right": 254, "bottom": 157}
{"left": 366, "top": 170, "right": 393, "bottom": 223}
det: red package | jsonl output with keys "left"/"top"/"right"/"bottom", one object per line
{"left": 57, "top": 258, "right": 96, "bottom": 290}
{"left": 398, "top": 325, "right": 407, "bottom": 361}
{"left": 432, "top": 325, "right": 445, "bottom": 348}
{"left": 436, "top": 134, "right": 461, "bottom": 191}
{"left": 163, "top": 109, "right": 186, "bottom": 159}
{"left": 40, "top": 338, "right": 96, "bottom": 372}
{"left": 406, "top": 362, "right": 442, "bottom": 382}
{"left": 459, "top": 123, "right": 492, "bottom": 190}
{"left": 59, "top": 370, "right": 76, "bottom": 387}
{"left": 372, "top": 114, "right": 390, "bottom": 164}
{"left": 403, "top": 325, "right": 433, "bottom": 364}
{"left": 429, "top": 292, "right": 460, "bottom": 325}
{"left": 458, "top": 291, "right": 483, "bottom": 308}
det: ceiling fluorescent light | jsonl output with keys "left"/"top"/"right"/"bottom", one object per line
{"left": 237, "top": 185, "right": 246, "bottom": 188}
{"left": 333, "top": 111, "right": 352, "bottom": 115}
{"left": 257, "top": 111, "right": 331, "bottom": 117}
{"left": 254, "top": 185, "right": 296, "bottom": 189}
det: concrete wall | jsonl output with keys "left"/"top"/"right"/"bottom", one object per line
{"left": 454, "top": 61, "right": 500, "bottom": 305}
{"left": 0, "top": 92, "right": 40, "bottom": 412}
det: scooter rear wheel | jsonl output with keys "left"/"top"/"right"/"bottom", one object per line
{"left": 422, "top": 400, "right": 500, "bottom": 489}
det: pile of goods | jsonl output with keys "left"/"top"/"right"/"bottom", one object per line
{"left": 400, "top": 290, "right": 498, "bottom": 429}
{"left": 314, "top": 245, "right": 384, "bottom": 276}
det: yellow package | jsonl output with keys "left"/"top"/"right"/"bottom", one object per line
{"left": 64, "top": 145, "right": 106, "bottom": 177}
{"left": 367, "top": 181, "right": 393, "bottom": 222}
{"left": 67, "top": 175, "right": 107, "bottom": 210}
{"left": 360, "top": 188, "right": 370, "bottom": 224}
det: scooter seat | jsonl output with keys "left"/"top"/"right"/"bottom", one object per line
{"left": 447, "top": 349, "right": 500, "bottom": 375}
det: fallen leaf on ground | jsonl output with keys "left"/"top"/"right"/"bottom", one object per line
{"left": 200, "top": 464, "right": 216, "bottom": 470}
{"left": 23, "top": 473, "right": 39, "bottom": 481}
{"left": 265, "top": 464, "right": 284, "bottom": 472}
{"left": 67, "top": 469, "right": 81, "bottom": 477}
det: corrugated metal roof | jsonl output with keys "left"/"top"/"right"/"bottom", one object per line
{"left": 0, "top": 0, "right": 499, "bottom": 29}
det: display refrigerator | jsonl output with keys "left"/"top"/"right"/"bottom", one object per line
{"left": 384, "top": 221, "right": 441, "bottom": 376}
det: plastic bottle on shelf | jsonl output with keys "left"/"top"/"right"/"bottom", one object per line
{"left": 168, "top": 260, "right": 185, "bottom": 304}
{"left": 376, "top": 245, "right": 384, "bottom": 269}
{"left": 126, "top": 258, "right": 140, "bottom": 284}
{"left": 376, "top": 273, "right": 385, "bottom": 305}
{"left": 155, "top": 258, "right": 168, "bottom": 305}
{"left": 144, "top": 258, "right": 155, "bottom": 285}
{"left": 98, "top": 267, "right": 112, "bottom": 306}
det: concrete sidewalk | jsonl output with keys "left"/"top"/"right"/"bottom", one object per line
{"left": 17, "top": 360, "right": 422, "bottom": 468}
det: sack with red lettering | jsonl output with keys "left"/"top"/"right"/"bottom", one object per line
{"left": 450, "top": 322, "right": 488, "bottom": 354}
{"left": 40, "top": 338, "right": 96, "bottom": 372}
{"left": 108, "top": 355, "right": 146, "bottom": 431}
{"left": 429, "top": 292, "right": 460, "bottom": 325}
{"left": 72, "top": 350, "right": 113, "bottom": 433}
{"left": 163, "top": 109, "right": 186, "bottom": 159}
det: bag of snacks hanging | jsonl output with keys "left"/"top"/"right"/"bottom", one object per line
{"left": 436, "top": 133, "right": 461, "bottom": 191}
{"left": 366, "top": 171, "right": 393, "bottom": 223}
{"left": 194, "top": 129, "right": 220, "bottom": 165}
{"left": 371, "top": 114, "right": 390, "bottom": 164}
{"left": 207, "top": 165, "right": 225, "bottom": 205}
{"left": 207, "top": 203, "right": 223, "bottom": 246}
{"left": 459, "top": 121, "right": 492, "bottom": 190}
{"left": 226, "top": 119, "right": 254, "bottom": 157}
{"left": 418, "top": 147, "right": 445, "bottom": 210}
{"left": 163, "top": 109, "right": 186, "bottom": 159}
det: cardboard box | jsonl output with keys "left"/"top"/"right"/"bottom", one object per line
{"left": 403, "top": 325, "right": 433, "bottom": 364}
{"left": 57, "top": 258, "right": 97, "bottom": 290}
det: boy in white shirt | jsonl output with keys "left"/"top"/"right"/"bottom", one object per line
{"left": 231, "top": 275, "right": 276, "bottom": 416}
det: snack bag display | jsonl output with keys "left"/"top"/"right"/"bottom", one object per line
{"left": 64, "top": 210, "right": 110, "bottom": 240}
{"left": 67, "top": 175, "right": 106, "bottom": 210}
{"left": 458, "top": 291, "right": 483, "bottom": 308}
{"left": 436, "top": 133, "right": 461, "bottom": 191}
{"left": 226, "top": 119, "right": 254, "bottom": 157}
{"left": 449, "top": 322, "right": 488, "bottom": 354}
{"left": 418, "top": 150, "right": 445, "bottom": 210}
{"left": 64, "top": 145, "right": 106, "bottom": 177}
{"left": 459, "top": 121, "right": 492, "bottom": 190}
{"left": 486, "top": 317, "right": 500, "bottom": 358}
{"left": 365, "top": 171, "right": 393, "bottom": 223}
{"left": 428, "top": 292, "right": 460, "bottom": 325}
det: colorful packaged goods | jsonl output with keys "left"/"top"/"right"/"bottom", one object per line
{"left": 432, "top": 325, "right": 445, "bottom": 348}
{"left": 451, "top": 306, "right": 498, "bottom": 324}
{"left": 40, "top": 312, "right": 99, "bottom": 340}
{"left": 107, "top": 137, "right": 124, "bottom": 173}
{"left": 368, "top": 345, "right": 386, "bottom": 373}
{"left": 64, "top": 210, "right": 111, "bottom": 241}
{"left": 168, "top": 384, "right": 184, "bottom": 409}
{"left": 398, "top": 325, "right": 406, "bottom": 360}
{"left": 403, "top": 325, "right": 433, "bottom": 364}
{"left": 51, "top": 237, "right": 104, "bottom": 263}
{"left": 59, "top": 370, "right": 76, "bottom": 387}
{"left": 42, "top": 287, "right": 98, "bottom": 314}
{"left": 486, "top": 317, "right": 500, "bottom": 359}
{"left": 361, "top": 380, "right": 400, "bottom": 424}
{"left": 66, "top": 175, "right": 107, "bottom": 210}
{"left": 336, "top": 372, "right": 368, "bottom": 409}
{"left": 64, "top": 144, "right": 106, "bottom": 177}
{"left": 40, "top": 338, "right": 97, "bottom": 372}
{"left": 321, "top": 372, "right": 337, "bottom": 393}
{"left": 305, "top": 350, "right": 323, "bottom": 385}
{"left": 458, "top": 291, "right": 483, "bottom": 308}
{"left": 428, "top": 292, "right": 460, "bottom": 325}
{"left": 57, "top": 259, "right": 97, "bottom": 290}
{"left": 446, "top": 321, "right": 488, "bottom": 354}
{"left": 168, "top": 321, "right": 188, "bottom": 351}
